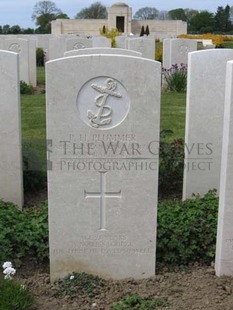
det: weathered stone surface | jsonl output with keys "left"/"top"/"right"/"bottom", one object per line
{"left": 4, "top": 38, "right": 30, "bottom": 84}
{"left": 46, "top": 54, "right": 161, "bottom": 281}
{"left": 163, "top": 38, "right": 197, "bottom": 68}
{"left": 127, "top": 37, "right": 155, "bottom": 59}
{"left": 0, "top": 50, "right": 23, "bottom": 208}
{"left": 183, "top": 49, "right": 233, "bottom": 199}
{"left": 64, "top": 47, "right": 142, "bottom": 57}
{"left": 216, "top": 60, "right": 233, "bottom": 276}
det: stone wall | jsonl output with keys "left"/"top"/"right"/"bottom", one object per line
{"left": 51, "top": 19, "right": 106, "bottom": 36}
{"left": 131, "top": 20, "right": 187, "bottom": 39}
{"left": 51, "top": 19, "right": 187, "bottom": 39}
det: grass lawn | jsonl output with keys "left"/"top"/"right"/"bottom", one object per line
{"left": 160, "top": 92, "right": 186, "bottom": 140}
{"left": 37, "top": 66, "right": 46, "bottom": 85}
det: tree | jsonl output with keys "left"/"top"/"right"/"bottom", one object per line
{"left": 2, "top": 25, "right": 10, "bottom": 34}
{"left": 214, "top": 5, "right": 232, "bottom": 32}
{"left": 75, "top": 2, "right": 107, "bottom": 19}
{"left": 133, "top": 7, "right": 158, "bottom": 20}
{"left": 22, "top": 28, "right": 35, "bottom": 34}
{"left": 184, "top": 8, "right": 199, "bottom": 30}
{"left": 10, "top": 25, "right": 21, "bottom": 34}
{"left": 140, "top": 25, "right": 145, "bottom": 36}
{"left": 145, "top": 25, "right": 150, "bottom": 36}
{"left": 169, "top": 8, "right": 187, "bottom": 21}
{"left": 189, "top": 11, "right": 214, "bottom": 33}
{"left": 32, "top": 1, "right": 66, "bottom": 33}
{"left": 157, "top": 11, "right": 170, "bottom": 20}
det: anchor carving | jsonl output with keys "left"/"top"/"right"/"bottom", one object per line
{"left": 87, "top": 78, "right": 122, "bottom": 128}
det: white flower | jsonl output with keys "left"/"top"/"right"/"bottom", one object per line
{"left": 20, "top": 284, "right": 26, "bottom": 290}
{"left": 2, "top": 262, "right": 12, "bottom": 270}
{"left": 70, "top": 275, "right": 75, "bottom": 280}
{"left": 3, "top": 267, "right": 16, "bottom": 280}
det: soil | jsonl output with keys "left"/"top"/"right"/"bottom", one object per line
{"left": 15, "top": 262, "right": 233, "bottom": 310}
{"left": 20, "top": 190, "right": 233, "bottom": 310}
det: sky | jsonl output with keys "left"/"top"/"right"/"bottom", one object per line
{"left": 0, "top": 0, "right": 232, "bottom": 29}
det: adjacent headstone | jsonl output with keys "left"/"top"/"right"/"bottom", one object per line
{"left": 163, "top": 38, "right": 197, "bottom": 69}
{"left": 92, "top": 37, "right": 111, "bottom": 48}
{"left": 183, "top": 49, "right": 233, "bottom": 200}
{"left": 4, "top": 38, "right": 30, "bottom": 84}
{"left": 66, "top": 37, "right": 92, "bottom": 52}
{"left": 49, "top": 37, "right": 66, "bottom": 61}
{"left": 127, "top": 37, "right": 155, "bottom": 59}
{"left": 115, "top": 36, "right": 128, "bottom": 49}
{"left": 46, "top": 54, "right": 161, "bottom": 281}
{"left": 28, "top": 39, "right": 37, "bottom": 87}
{"left": 64, "top": 47, "right": 142, "bottom": 57}
{"left": 216, "top": 60, "right": 233, "bottom": 276}
{"left": 0, "top": 50, "right": 23, "bottom": 208}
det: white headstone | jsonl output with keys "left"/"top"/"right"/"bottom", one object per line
{"left": 92, "top": 37, "right": 111, "bottom": 48}
{"left": 115, "top": 36, "right": 128, "bottom": 49}
{"left": 28, "top": 39, "right": 37, "bottom": 87}
{"left": 66, "top": 37, "right": 93, "bottom": 52}
{"left": 4, "top": 38, "right": 30, "bottom": 84}
{"left": 49, "top": 37, "right": 66, "bottom": 61}
{"left": 46, "top": 54, "right": 161, "bottom": 281}
{"left": 163, "top": 38, "right": 197, "bottom": 69}
{"left": 127, "top": 37, "right": 155, "bottom": 59}
{"left": 0, "top": 50, "right": 23, "bottom": 208}
{"left": 64, "top": 47, "right": 142, "bottom": 57}
{"left": 216, "top": 60, "right": 233, "bottom": 276}
{"left": 183, "top": 49, "right": 233, "bottom": 200}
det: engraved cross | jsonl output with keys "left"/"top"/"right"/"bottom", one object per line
{"left": 84, "top": 172, "right": 121, "bottom": 231}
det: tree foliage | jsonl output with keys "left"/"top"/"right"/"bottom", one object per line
{"left": 169, "top": 8, "right": 187, "bottom": 21}
{"left": 75, "top": 2, "right": 107, "bottom": 19}
{"left": 214, "top": 5, "right": 232, "bottom": 32}
{"left": 157, "top": 11, "right": 170, "bottom": 20}
{"left": 32, "top": 1, "right": 67, "bottom": 33}
{"left": 189, "top": 11, "right": 214, "bottom": 33}
{"left": 0, "top": 24, "right": 34, "bottom": 34}
{"left": 133, "top": 7, "right": 158, "bottom": 20}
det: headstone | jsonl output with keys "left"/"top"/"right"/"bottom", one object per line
{"left": 162, "top": 38, "right": 171, "bottom": 69}
{"left": 28, "top": 39, "right": 37, "bottom": 87}
{"left": 115, "top": 36, "right": 128, "bottom": 49}
{"left": 0, "top": 50, "right": 23, "bottom": 208}
{"left": 127, "top": 37, "right": 155, "bottom": 59}
{"left": 216, "top": 60, "right": 233, "bottom": 276}
{"left": 183, "top": 49, "right": 233, "bottom": 200}
{"left": 163, "top": 38, "right": 197, "bottom": 69}
{"left": 46, "top": 54, "right": 161, "bottom": 281}
{"left": 64, "top": 47, "right": 142, "bottom": 57}
{"left": 4, "top": 38, "right": 30, "bottom": 84}
{"left": 66, "top": 37, "right": 92, "bottom": 52}
{"left": 92, "top": 37, "right": 111, "bottom": 48}
{"left": 49, "top": 37, "right": 66, "bottom": 61}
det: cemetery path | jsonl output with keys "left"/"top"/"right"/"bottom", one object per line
{"left": 16, "top": 263, "right": 233, "bottom": 310}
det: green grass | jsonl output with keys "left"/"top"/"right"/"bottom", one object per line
{"left": 21, "top": 93, "right": 46, "bottom": 141}
{"left": 37, "top": 66, "right": 46, "bottom": 85}
{"left": 160, "top": 92, "right": 186, "bottom": 140}
{"left": 21, "top": 92, "right": 46, "bottom": 162}
{"left": 223, "top": 41, "right": 233, "bottom": 48}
